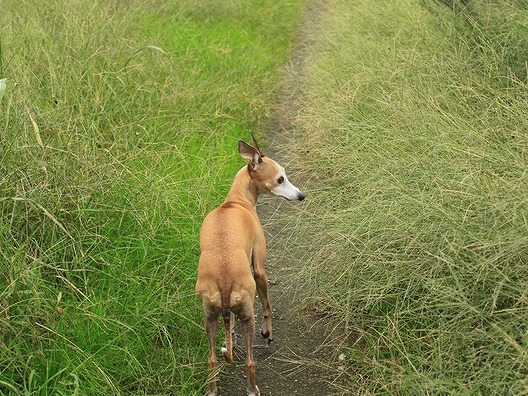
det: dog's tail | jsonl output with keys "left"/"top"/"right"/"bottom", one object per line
{"left": 221, "top": 292, "right": 233, "bottom": 363}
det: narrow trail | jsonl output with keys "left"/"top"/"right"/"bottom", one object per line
{"left": 219, "top": 1, "right": 349, "bottom": 395}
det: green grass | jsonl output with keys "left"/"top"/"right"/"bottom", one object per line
{"left": 285, "top": 0, "right": 528, "bottom": 394}
{"left": 0, "top": 0, "right": 303, "bottom": 394}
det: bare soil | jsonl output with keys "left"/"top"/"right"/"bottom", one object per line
{"left": 217, "top": 2, "right": 350, "bottom": 395}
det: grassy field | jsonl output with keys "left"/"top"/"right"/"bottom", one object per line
{"left": 0, "top": 0, "right": 303, "bottom": 394}
{"left": 286, "top": 0, "right": 528, "bottom": 394}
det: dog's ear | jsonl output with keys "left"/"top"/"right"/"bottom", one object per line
{"left": 250, "top": 132, "right": 262, "bottom": 154}
{"left": 238, "top": 140, "right": 262, "bottom": 171}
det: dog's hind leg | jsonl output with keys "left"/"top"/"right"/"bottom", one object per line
{"left": 240, "top": 306, "right": 260, "bottom": 396}
{"left": 205, "top": 312, "right": 219, "bottom": 396}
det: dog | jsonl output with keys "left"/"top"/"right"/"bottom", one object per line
{"left": 195, "top": 135, "right": 305, "bottom": 395}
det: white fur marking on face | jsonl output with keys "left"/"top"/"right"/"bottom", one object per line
{"left": 259, "top": 158, "right": 304, "bottom": 201}
{"left": 272, "top": 176, "right": 301, "bottom": 200}
{"left": 269, "top": 166, "right": 302, "bottom": 200}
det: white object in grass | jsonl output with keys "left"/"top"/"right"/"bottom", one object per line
{"left": 338, "top": 353, "right": 346, "bottom": 371}
{"left": 0, "top": 79, "right": 6, "bottom": 103}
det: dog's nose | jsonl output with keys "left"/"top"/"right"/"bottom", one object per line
{"left": 298, "top": 192, "right": 305, "bottom": 201}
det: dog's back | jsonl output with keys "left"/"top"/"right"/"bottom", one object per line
{"left": 196, "top": 201, "right": 260, "bottom": 315}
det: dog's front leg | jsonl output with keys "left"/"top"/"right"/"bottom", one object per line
{"left": 253, "top": 247, "right": 273, "bottom": 344}
{"left": 254, "top": 270, "right": 272, "bottom": 344}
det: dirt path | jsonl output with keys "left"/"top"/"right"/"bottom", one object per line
{"left": 218, "top": 2, "right": 349, "bottom": 395}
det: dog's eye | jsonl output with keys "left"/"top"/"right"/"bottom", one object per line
{"left": 277, "top": 176, "right": 284, "bottom": 184}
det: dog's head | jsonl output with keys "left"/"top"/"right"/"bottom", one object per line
{"left": 238, "top": 136, "right": 305, "bottom": 202}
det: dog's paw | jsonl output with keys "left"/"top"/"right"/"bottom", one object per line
{"left": 260, "top": 331, "right": 273, "bottom": 345}
{"left": 247, "top": 385, "right": 260, "bottom": 396}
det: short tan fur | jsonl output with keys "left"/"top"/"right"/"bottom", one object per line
{"left": 195, "top": 136, "right": 305, "bottom": 396}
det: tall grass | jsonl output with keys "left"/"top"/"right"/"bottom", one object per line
{"left": 286, "top": 0, "right": 527, "bottom": 394}
{"left": 0, "top": 0, "right": 303, "bottom": 394}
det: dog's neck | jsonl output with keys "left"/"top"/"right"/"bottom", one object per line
{"left": 225, "top": 166, "right": 259, "bottom": 208}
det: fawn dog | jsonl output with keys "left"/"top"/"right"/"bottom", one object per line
{"left": 195, "top": 136, "right": 305, "bottom": 396}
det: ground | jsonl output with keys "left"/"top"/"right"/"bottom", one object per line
{"left": 216, "top": 2, "right": 351, "bottom": 394}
